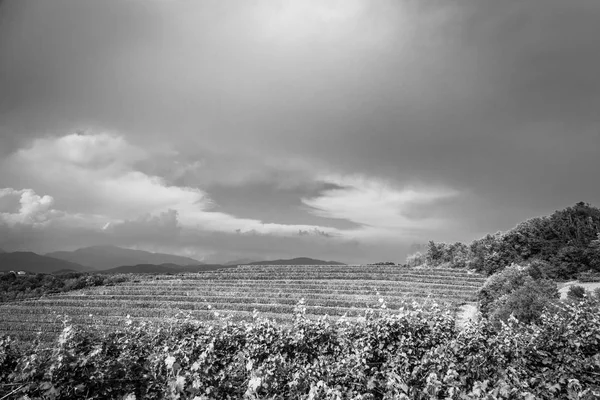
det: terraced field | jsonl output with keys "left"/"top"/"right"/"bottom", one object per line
{"left": 0, "top": 265, "right": 485, "bottom": 341}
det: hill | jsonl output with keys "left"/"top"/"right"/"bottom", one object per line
{"left": 101, "top": 263, "right": 232, "bottom": 274}
{"left": 47, "top": 245, "right": 202, "bottom": 270}
{"left": 417, "top": 201, "right": 600, "bottom": 278}
{"left": 247, "top": 257, "right": 345, "bottom": 266}
{"left": 223, "top": 258, "right": 257, "bottom": 266}
{"left": 0, "top": 265, "right": 485, "bottom": 342}
{"left": 0, "top": 252, "right": 93, "bottom": 273}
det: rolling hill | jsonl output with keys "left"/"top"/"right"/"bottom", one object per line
{"left": 46, "top": 245, "right": 203, "bottom": 270}
{"left": 223, "top": 258, "right": 257, "bottom": 266}
{"left": 0, "top": 252, "right": 93, "bottom": 273}
{"left": 101, "top": 263, "right": 233, "bottom": 274}
{"left": 246, "top": 257, "right": 345, "bottom": 266}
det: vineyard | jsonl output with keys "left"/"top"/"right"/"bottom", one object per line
{"left": 0, "top": 265, "right": 485, "bottom": 341}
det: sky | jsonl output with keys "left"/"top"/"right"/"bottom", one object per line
{"left": 1, "top": 0, "right": 599, "bottom": 264}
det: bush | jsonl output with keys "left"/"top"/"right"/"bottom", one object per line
{"left": 567, "top": 285, "right": 587, "bottom": 299}
{"left": 1, "top": 299, "right": 599, "bottom": 399}
{"left": 489, "top": 279, "right": 558, "bottom": 325}
{"left": 478, "top": 264, "right": 530, "bottom": 315}
{"left": 0, "top": 273, "right": 129, "bottom": 302}
{"left": 478, "top": 263, "right": 558, "bottom": 326}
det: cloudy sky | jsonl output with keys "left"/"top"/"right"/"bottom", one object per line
{"left": 1, "top": 0, "right": 599, "bottom": 263}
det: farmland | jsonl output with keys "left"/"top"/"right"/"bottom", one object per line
{"left": 0, "top": 265, "right": 485, "bottom": 341}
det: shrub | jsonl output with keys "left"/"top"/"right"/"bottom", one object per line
{"left": 406, "top": 251, "right": 425, "bottom": 267}
{"left": 478, "top": 264, "right": 530, "bottom": 315}
{"left": 0, "top": 273, "right": 129, "bottom": 302}
{"left": 489, "top": 279, "right": 558, "bottom": 325}
{"left": 478, "top": 263, "right": 559, "bottom": 326}
{"left": 567, "top": 285, "right": 587, "bottom": 299}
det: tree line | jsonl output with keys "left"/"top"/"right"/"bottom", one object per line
{"left": 407, "top": 202, "right": 600, "bottom": 279}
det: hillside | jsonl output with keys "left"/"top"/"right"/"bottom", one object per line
{"left": 47, "top": 245, "right": 202, "bottom": 270}
{"left": 247, "top": 257, "right": 345, "bottom": 266}
{"left": 416, "top": 202, "right": 600, "bottom": 278}
{"left": 0, "top": 252, "right": 93, "bottom": 273}
{"left": 0, "top": 265, "right": 485, "bottom": 342}
{"left": 101, "top": 263, "right": 232, "bottom": 274}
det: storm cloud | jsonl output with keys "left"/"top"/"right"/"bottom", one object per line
{"left": 1, "top": 0, "right": 599, "bottom": 262}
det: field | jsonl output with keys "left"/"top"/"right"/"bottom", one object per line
{"left": 0, "top": 265, "right": 485, "bottom": 341}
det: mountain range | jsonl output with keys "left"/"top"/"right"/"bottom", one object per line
{"left": 46, "top": 245, "right": 202, "bottom": 270}
{"left": 0, "top": 246, "right": 344, "bottom": 274}
{"left": 0, "top": 252, "right": 95, "bottom": 274}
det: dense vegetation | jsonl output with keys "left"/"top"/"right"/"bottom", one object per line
{"left": 1, "top": 298, "right": 598, "bottom": 399}
{"left": 0, "top": 272, "right": 128, "bottom": 303}
{"left": 410, "top": 202, "right": 600, "bottom": 279}
{"left": 2, "top": 203, "right": 599, "bottom": 398}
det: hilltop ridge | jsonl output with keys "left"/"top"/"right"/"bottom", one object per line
{"left": 46, "top": 245, "right": 202, "bottom": 270}
{"left": 246, "top": 257, "right": 345, "bottom": 266}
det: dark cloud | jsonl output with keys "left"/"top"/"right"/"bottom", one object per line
{"left": 0, "top": 0, "right": 599, "bottom": 260}
{"left": 207, "top": 182, "right": 362, "bottom": 230}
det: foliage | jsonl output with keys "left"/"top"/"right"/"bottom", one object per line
{"left": 578, "top": 270, "right": 600, "bottom": 282}
{"left": 0, "top": 272, "right": 128, "bottom": 302}
{"left": 417, "top": 298, "right": 600, "bottom": 400}
{"left": 425, "top": 241, "right": 470, "bottom": 269}
{"left": 1, "top": 298, "right": 599, "bottom": 399}
{"left": 567, "top": 285, "right": 586, "bottom": 299}
{"left": 478, "top": 264, "right": 558, "bottom": 326}
{"left": 414, "top": 202, "right": 600, "bottom": 278}
{"left": 405, "top": 252, "right": 425, "bottom": 268}
{"left": 487, "top": 279, "right": 559, "bottom": 325}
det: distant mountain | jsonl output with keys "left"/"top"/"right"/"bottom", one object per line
{"left": 47, "top": 246, "right": 203, "bottom": 270}
{"left": 102, "top": 263, "right": 234, "bottom": 274}
{"left": 0, "top": 252, "right": 93, "bottom": 274}
{"left": 223, "top": 258, "right": 257, "bottom": 266}
{"left": 247, "top": 257, "right": 345, "bottom": 266}
{"left": 0, "top": 248, "right": 5, "bottom": 253}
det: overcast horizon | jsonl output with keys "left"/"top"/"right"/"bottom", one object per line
{"left": 1, "top": 0, "right": 599, "bottom": 264}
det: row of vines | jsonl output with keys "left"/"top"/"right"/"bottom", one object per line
{"left": 0, "top": 268, "right": 484, "bottom": 341}
{"left": 1, "top": 298, "right": 599, "bottom": 400}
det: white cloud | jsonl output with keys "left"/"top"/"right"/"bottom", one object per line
{"left": 8, "top": 132, "right": 210, "bottom": 219}
{"left": 302, "top": 174, "right": 460, "bottom": 241}
{"left": 1, "top": 132, "right": 461, "bottom": 260}
{"left": 4, "top": 132, "right": 343, "bottom": 238}
{"left": 16, "top": 132, "right": 145, "bottom": 169}
{"left": 0, "top": 188, "right": 58, "bottom": 226}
